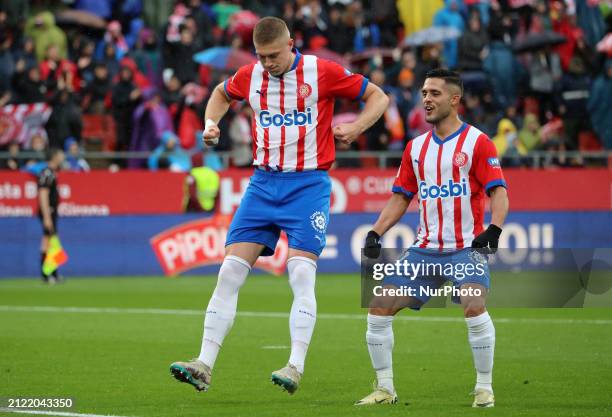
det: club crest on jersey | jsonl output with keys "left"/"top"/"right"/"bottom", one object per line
{"left": 453, "top": 152, "right": 468, "bottom": 167}
{"left": 298, "top": 83, "right": 312, "bottom": 99}
{"left": 310, "top": 211, "right": 327, "bottom": 234}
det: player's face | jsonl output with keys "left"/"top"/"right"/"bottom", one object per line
{"left": 255, "top": 37, "right": 294, "bottom": 77}
{"left": 421, "top": 78, "right": 459, "bottom": 124}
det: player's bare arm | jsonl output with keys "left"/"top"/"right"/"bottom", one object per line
{"left": 333, "top": 83, "right": 389, "bottom": 145}
{"left": 489, "top": 186, "right": 509, "bottom": 228}
{"left": 202, "top": 82, "right": 232, "bottom": 145}
{"left": 363, "top": 193, "right": 412, "bottom": 259}
{"left": 372, "top": 193, "right": 413, "bottom": 237}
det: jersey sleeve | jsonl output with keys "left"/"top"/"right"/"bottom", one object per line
{"left": 320, "top": 59, "right": 368, "bottom": 100}
{"left": 472, "top": 135, "right": 507, "bottom": 195}
{"left": 392, "top": 141, "right": 417, "bottom": 198}
{"left": 37, "top": 169, "right": 54, "bottom": 189}
{"left": 223, "top": 64, "right": 253, "bottom": 101}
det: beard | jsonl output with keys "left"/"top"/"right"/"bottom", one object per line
{"left": 426, "top": 107, "right": 452, "bottom": 124}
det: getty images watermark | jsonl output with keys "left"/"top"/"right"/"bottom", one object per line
{"left": 360, "top": 248, "right": 612, "bottom": 308}
{"left": 371, "top": 258, "right": 486, "bottom": 298}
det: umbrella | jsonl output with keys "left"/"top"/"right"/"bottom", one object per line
{"left": 193, "top": 47, "right": 257, "bottom": 70}
{"left": 228, "top": 10, "right": 258, "bottom": 37}
{"left": 54, "top": 10, "right": 106, "bottom": 30}
{"left": 403, "top": 26, "right": 462, "bottom": 47}
{"left": 512, "top": 31, "right": 567, "bottom": 53}
{"left": 304, "top": 48, "right": 349, "bottom": 67}
{"left": 596, "top": 33, "right": 612, "bottom": 57}
{"left": 349, "top": 47, "right": 397, "bottom": 66}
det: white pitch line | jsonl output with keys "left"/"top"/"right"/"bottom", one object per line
{"left": 0, "top": 408, "right": 137, "bottom": 417}
{"left": 0, "top": 305, "right": 611, "bottom": 325}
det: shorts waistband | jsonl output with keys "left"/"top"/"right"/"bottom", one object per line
{"left": 253, "top": 167, "right": 329, "bottom": 179}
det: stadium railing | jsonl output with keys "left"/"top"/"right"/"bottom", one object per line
{"left": 0, "top": 150, "right": 611, "bottom": 169}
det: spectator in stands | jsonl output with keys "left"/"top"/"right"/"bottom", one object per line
{"left": 187, "top": 0, "right": 215, "bottom": 50}
{"left": 63, "top": 137, "right": 90, "bottom": 172}
{"left": 0, "top": 141, "right": 22, "bottom": 170}
{"left": 325, "top": 3, "right": 350, "bottom": 53}
{"left": 518, "top": 113, "right": 542, "bottom": 155}
{"left": 12, "top": 37, "right": 38, "bottom": 74}
{"left": 0, "top": 27, "right": 14, "bottom": 96}
{"left": 148, "top": 131, "right": 191, "bottom": 172}
{"left": 82, "top": 63, "right": 111, "bottom": 114}
{"left": 132, "top": 28, "right": 161, "bottom": 87}
{"left": 228, "top": 103, "right": 253, "bottom": 167}
{"left": 561, "top": 56, "right": 592, "bottom": 149}
{"left": 588, "top": 59, "right": 612, "bottom": 149}
{"left": 12, "top": 61, "right": 46, "bottom": 103}
{"left": 458, "top": 10, "right": 488, "bottom": 71}
{"left": 25, "top": 12, "right": 67, "bottom": 62}
{"left": 101, "top": 43, "right": 120, "bottom": 81}
{"left": 75, "top": 39, "right": 97, "bottom": 86}
{"left": 167, "top": 25, "right": 199, "bottom": 84}
{"left": 493, "top": 118, "right": 522, "bottom": 166}
{"left": 528, "top": 48, "right": 563, "bottom": 121}
{"left": 95, "top": 20, "right": 129, "bottom": 61}
{"left": 39, "top": 44, "right": 80, "bottom": 94}
{"left": 45, "top": 75, "right": 82, "bottom": 149}
{"left": 112, "top": 66, "right": 141, "bottom": 154}
{"left": 433, "top": 0, "right": 465, "bottom": 68}
{"left": 161, "top": 69, "right": 183, "bottom": 107}
{"left": 23, "top": 128, "right": 48, "bottom": 169}
{"left": 128, "top": 88, "right": 172, "bottom": 168}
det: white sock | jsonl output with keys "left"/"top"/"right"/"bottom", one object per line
{"left": 198, "top": 255, "right": 250, "bottom": 369}
{"left": 366, "top": 314, "right": 395, "bottom": 393}
{"left": 287, "top": 256, "right": 317, "bottom": 374}
{"left": 465, "top": 311, "right": 495, "bottom": 393}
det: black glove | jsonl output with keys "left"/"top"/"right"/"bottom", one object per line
{"left": 364, "top": 230, "right": 382, "bottom": 259}
{"left": 471, "top": 224, "right": 502, "bottom": 253}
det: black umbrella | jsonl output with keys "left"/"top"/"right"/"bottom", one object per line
{"left": 512, "top": 31, "right": 567, "bottom": 53}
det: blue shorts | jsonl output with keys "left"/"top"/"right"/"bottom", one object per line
{"left": 383, "top": 248, "right": 490, "bottom": 306}
{"left": 225, "top": 169, "right": 331, "bottom": 257}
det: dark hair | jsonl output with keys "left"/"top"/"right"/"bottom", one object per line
{"left": 47, "top": 147, "right": 63, "bottom": 161}
{"left": 424, "top": 69, "right": 463, "bottom": 96}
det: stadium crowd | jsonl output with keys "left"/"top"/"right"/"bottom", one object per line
{"left": 0, "top": 0, "right": 611, "bottom": 172}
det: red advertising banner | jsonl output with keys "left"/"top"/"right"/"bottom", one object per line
{"left": 149, "top": 215, "right": 288, "bottom": 276}
{"left": 218, "top": 168, "right": 612, "bottom": 213}
{"left": 0, "top": 171, "right": 186, "bottom": 217}
{"left": 1, "top": 168, "right": 611, "bottom": 217}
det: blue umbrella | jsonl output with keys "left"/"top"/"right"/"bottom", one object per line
{"left": 403, "top": 26, "right": 462, "bottom": 47}
{"left": 193, "top": 47, "right": 257, "bottom": 70}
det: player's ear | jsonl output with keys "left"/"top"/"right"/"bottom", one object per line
{"left": 288, "top": 38, "right": 294, "bottom": 49}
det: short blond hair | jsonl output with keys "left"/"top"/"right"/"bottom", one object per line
{"left": 253, "top": 17, "right": 289, "bottom": 45}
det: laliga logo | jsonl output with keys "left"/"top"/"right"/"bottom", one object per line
{"left": 419, "top": 178, "right": 468, "bottom": 200}
{"left": 260, "top": 108, "right": 313, "bottom": 128}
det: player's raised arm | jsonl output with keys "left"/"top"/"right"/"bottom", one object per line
{"left": 333, "top": 82, "right": 389, "bottom": 145}
{"left": 202, "top": 82, "right": 232, "bottom": 146}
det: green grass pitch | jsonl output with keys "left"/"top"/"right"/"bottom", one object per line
{"left": 1, "top": 274, "right": 611, "bottom": 417}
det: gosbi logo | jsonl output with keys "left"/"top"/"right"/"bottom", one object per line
{"left": 419, "top": 178, "right": 468, "bottom": 200}
{"left": 299, "top": 83, "right": 312, "bottom": 99}
{"left": 260, "top": 108, "right": 313, "bottom": 128}
{"left": 453, "top": 151, "right": 468, "bottom": 167}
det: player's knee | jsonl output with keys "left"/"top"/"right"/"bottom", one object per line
{"left": 368, "top": 306, "right": 398, "bottom": 316}
{"left": 463, "top": 300, "right": 486, "bottom": 318}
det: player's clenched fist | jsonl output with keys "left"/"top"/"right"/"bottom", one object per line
{"left": 203, "top": 119, "right": 220, "bottom": 146}
{"left": 333, "top": 123, "right": 361, "bottom": 145}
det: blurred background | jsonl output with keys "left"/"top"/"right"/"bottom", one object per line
{"left": 0, "top": 0, "right": 611, "bottom": 278}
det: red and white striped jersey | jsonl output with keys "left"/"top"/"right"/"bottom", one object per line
{"left": 393, "top": 123, "right": 507, "bottom": 249}
{"left": 224, "top": 49, "right": 368, "bottom": 171}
